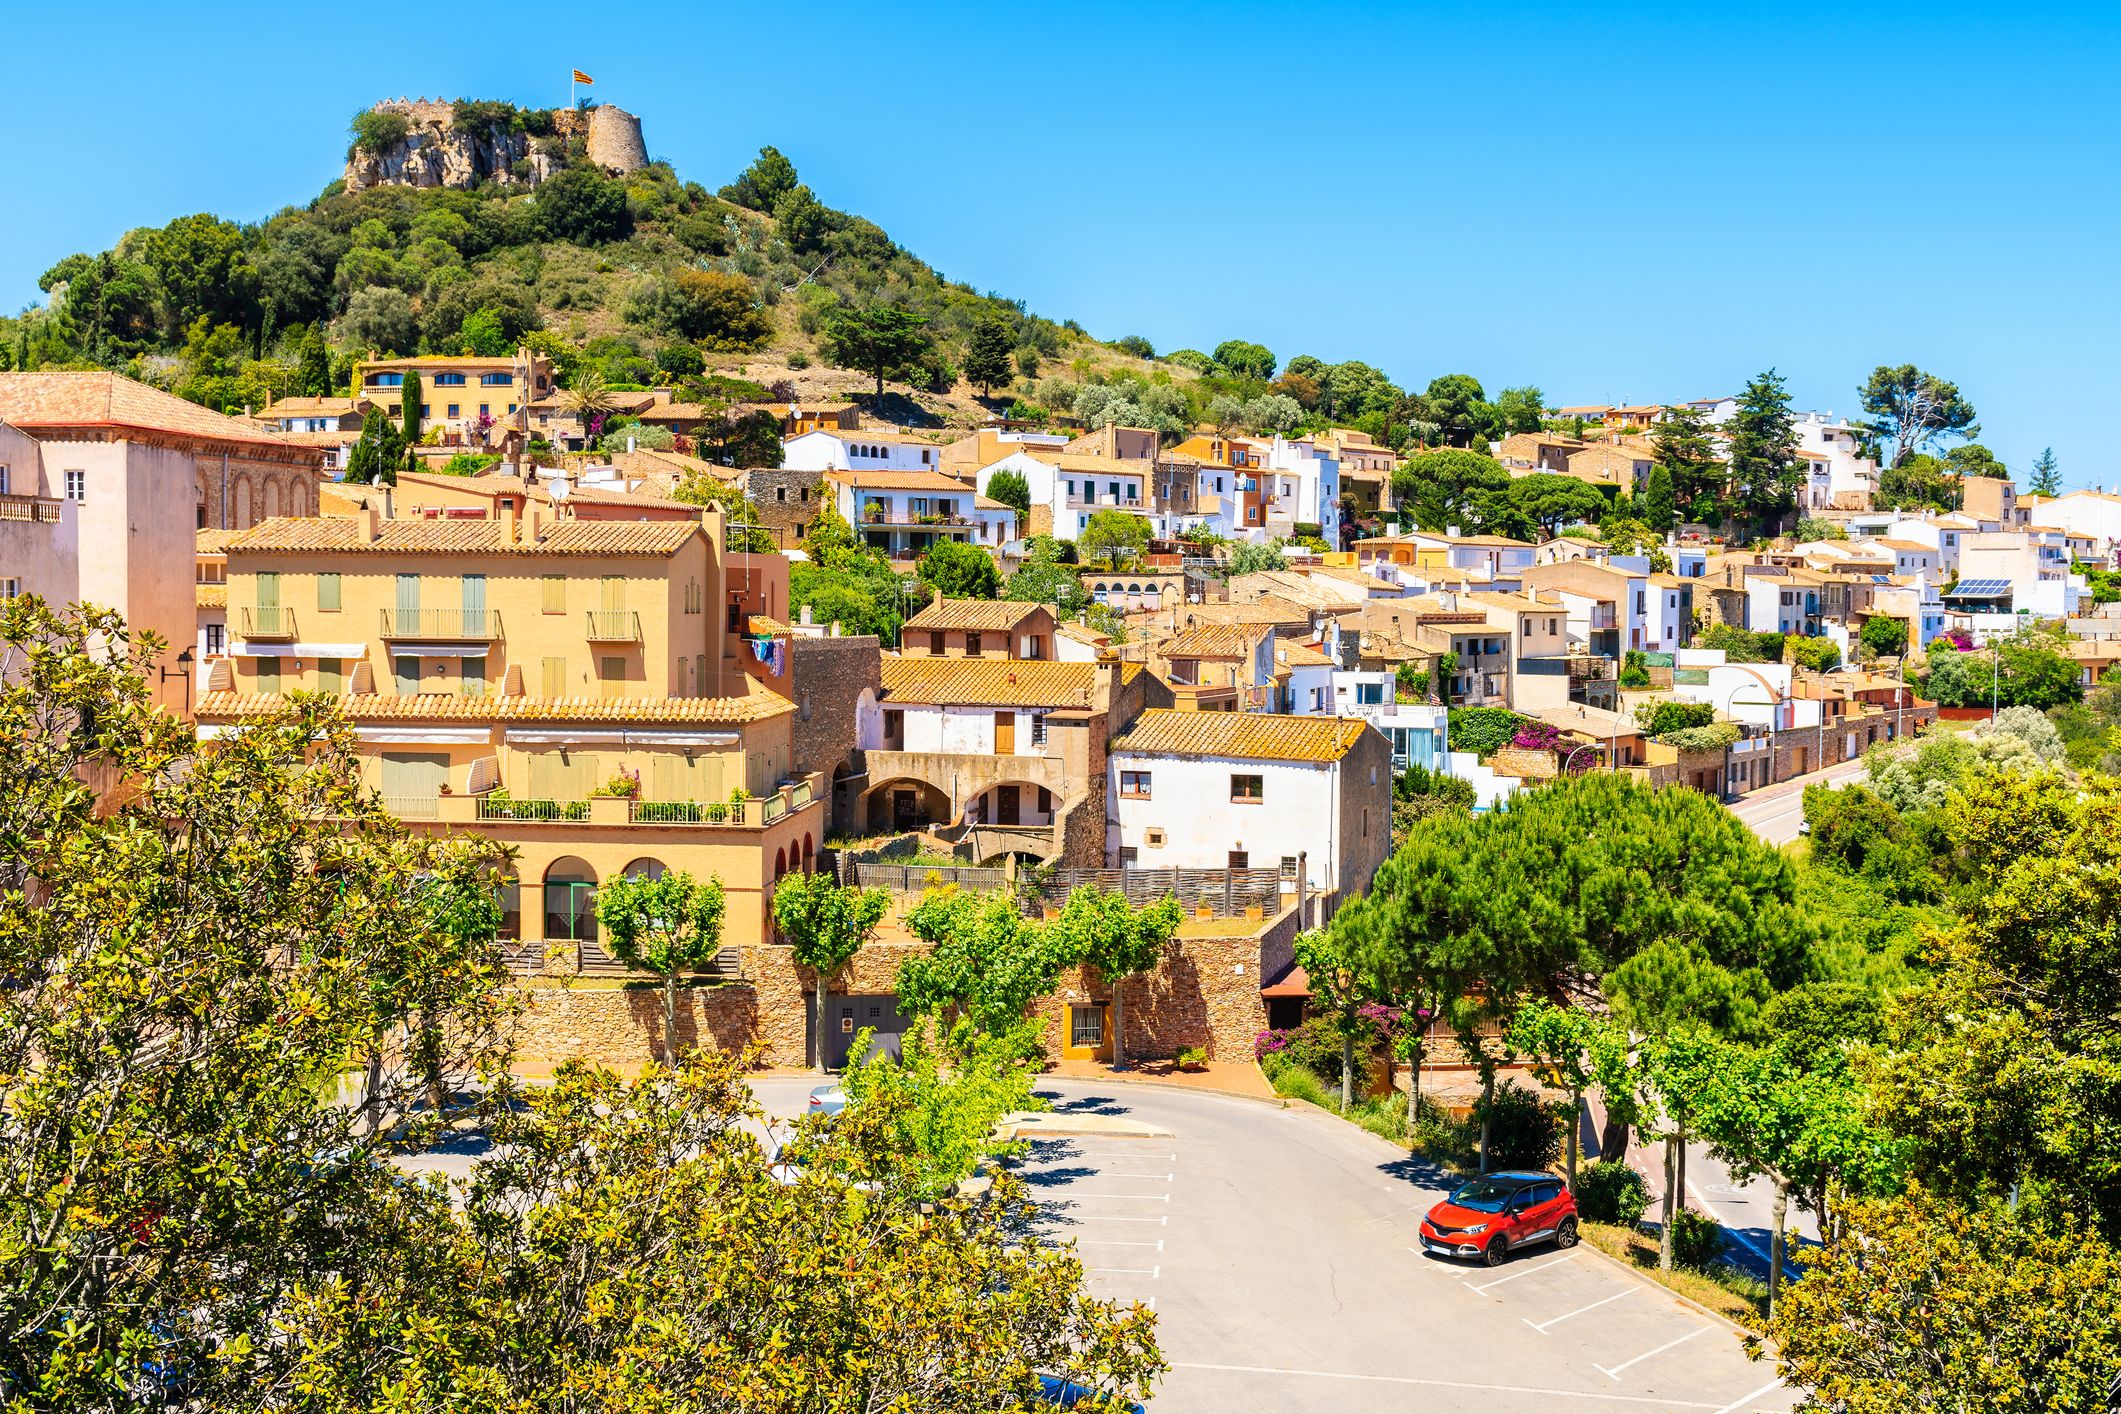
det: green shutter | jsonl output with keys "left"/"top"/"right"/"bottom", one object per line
{"left": 316, "top": 573, "right": 340, "bottom": 612}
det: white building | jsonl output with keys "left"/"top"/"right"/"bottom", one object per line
{"left": 1261, "top": 436, "right": 1342, "bottom": 545}
{"left": 1696, "top": 401, "right": 1877, "bottom": 509}
{"left": 783, "top": 428, "right": 949, "bottom": 474}
{"left": 975, "top": 450, "right": 1148, "bottom": 543}
{"left": 1106, "top": 709, "right": 1392, "bottom": 909}
{"left": 824, "top": 469, "right": 1016, "bottom": 561}
{"left": 2025, "top": 489, "right": 2121, "bottom": 562}
{"left": 1320, "top": 671, "right": 1450, "bottom": 773}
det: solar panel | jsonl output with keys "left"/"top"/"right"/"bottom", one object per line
{"left": 1946, "top": 579, "right": 2013, "bottom": 598}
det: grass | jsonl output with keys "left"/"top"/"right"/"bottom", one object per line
{"left": 1580, "top": 1220, "right": 1771, "bottom": 1333}
{"left": 1261, "top": 1058, "right": 1477, "bottom": 1172}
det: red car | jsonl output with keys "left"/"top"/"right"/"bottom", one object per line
{"left": 1419, "top": 1171, "right": 1578, "bottom": 1266}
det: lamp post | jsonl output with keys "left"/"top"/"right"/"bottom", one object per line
{"left": 156, "top": 648, "right": 195, "bottom": 716}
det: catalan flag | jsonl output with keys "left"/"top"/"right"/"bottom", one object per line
{"left": 572, "top": 69, "right": 594, "bottom": 84}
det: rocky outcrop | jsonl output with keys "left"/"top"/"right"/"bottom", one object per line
{"left": 343, "top": 98, "right": 645, "bottom": 194}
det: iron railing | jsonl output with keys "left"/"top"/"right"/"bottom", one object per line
{"left": 381, "top": 607, "right": 500, "bottom": 639}
{"left": 241, "top": 606, "right": 297, "bottom": 639}
{"left": 584, "top": 609, "right": 641, "bottom": 641}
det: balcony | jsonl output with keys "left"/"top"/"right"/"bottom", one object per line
{"left": 241, "top": 606, "right": 298, "bottom": 640}
{"left": 434, "top": 772, "right": 827, "bottom": 831}
{"left": 0, "top": 494, "right": 63, "bottom": 524}
{"left": 584, "top": 609, "right": 642, "bottom": 642}
{"left": 1587, "top": 607, "right": 1619, "bottom": 630}
{"left": 381, "top": 607, "right": 501, "bottom": 640}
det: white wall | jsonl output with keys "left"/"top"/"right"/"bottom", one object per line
{"left": 856, "top": 697, "right": 1052, "bottom": 755}
{"left": 1108, "top": 752, "right": 1344, "bottom": 895}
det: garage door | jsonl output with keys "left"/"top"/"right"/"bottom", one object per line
{"left": 826, "top": 994, "right": 911, "bottom": 1070}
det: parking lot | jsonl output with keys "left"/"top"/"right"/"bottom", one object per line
{"left": 751, "top": 1075, "right": 1796, "bottom": 1413}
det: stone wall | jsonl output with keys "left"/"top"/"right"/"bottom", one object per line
{"left": 787, "top": 633, "right": 880, "bottom": 836}
{"left": 344, "top": 100, "right": 645, "bottom": 192}
{"left": 740, "top": 468, "right": 827, "bottom": 545}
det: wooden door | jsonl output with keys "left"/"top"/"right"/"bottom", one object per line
{"left": 997, "top": 785, "right": 1021, "bottom": 826}
{"left": 994, "top": 710, "right": 1015, "bottom": 754}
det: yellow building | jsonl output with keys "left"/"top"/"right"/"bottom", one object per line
{"left": 354, "top": 350, "right": 556, "bottom": 446}
{"left": 198, "top": 501, "right": 821, "bottom": 961}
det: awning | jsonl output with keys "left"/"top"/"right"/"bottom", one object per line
{"left": 1259, "top": 963, "right": 1312, "bottom": 999}
{"left": 229, "top": 642, "right": 367, "bottom": 658}
{"left": 387, "top": 644, "right": 490, "bottom": 658}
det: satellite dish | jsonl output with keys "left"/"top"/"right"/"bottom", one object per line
{"left": 549, "top": 476, "right": 570, "bottom": 501}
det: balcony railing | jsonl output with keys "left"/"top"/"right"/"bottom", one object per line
{"left": 479, "top": 796, "right": 589, "bottom": 822}
{"left": 439, "top": 773, "right": 827, "bottom": 831}
{"left": 381, "top": 607, "right": 501, "bottom": 640}
{"left": 241, "top": 606, "right": 298, "bottom": 640}
{"left": 1587, "top": 608, "right": 1619, "bottom": 630}
{"left": 0, "top": 494, "right": 63, "bottom": 523}
{"left": 383, "top": 795, "right": 441, "bottom": 819}
{"left": 584, "top": 609, "right": 642, "bottom": 641}
{"left": 860, "top": 513, "right": 978, "bottom": 528}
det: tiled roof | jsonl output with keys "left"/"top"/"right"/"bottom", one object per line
{"left": 878, "top": 657, "right": 1140, "bottom": 708}
{"left": 904, "top": 597, "right": 1044, "bottom": 633}
{"left": 0, "top": 372, "right": 307, "bottom": 452}
{"left": 196, "top": 690, "right": 793, "bottom": 724}
{"left": 224, "top": 516, "right": 700, "bottom": 557}
{"left": 1110, "top": 709, "right": 1370, "bottom": 764}
{"left": 257, "top": 396, "right": 366, "bottom": 418}
{"left": 196, "top": 529, "right": 238, "bottom": 553}
{"left": 196, "top": 584, "right": 227, "bottom": 609}
{"left": 1160, "top": 623, "right": 1268, "bottom": 659}
{"left": 1273, "top": 641, "right": 1336, "bottom": 667}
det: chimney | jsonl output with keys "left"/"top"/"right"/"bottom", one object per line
{"left": 1447, "top": 524, "right": 1462, "bottom": 538}
{"left": 501, "top": 498, "right": 519, "bottom": 544}
{"left": 527, "top": 502, "right": 546, "bottom": 542}
{"left": 361, "top": 499, "right": 381, "bottom": 544}
{"left": 1092, "top": 650, "right": 1122, "bottom": 715}
{"left": 800, "top": 604, "right": 814, "bottom": 627}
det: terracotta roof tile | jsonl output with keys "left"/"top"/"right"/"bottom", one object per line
{"left": 195, "top": 690, "right": 793, "bottom": 724}
{"left": 0, "top": 372, "right": 312, "bottom": 454}
{"left": 196, "top": 584, "right": 227, "bottom": 609}
{"left": 1159, "top": 623, "right": 1269, "bottom": 659}
{"left": 224, "top": 516, "right": 700, "bottom": 557}
{"left": 878, "top": 657, "right": 1140, "bottom": 708}
{"left": 830, "top": 468, "right": 978, "bottom": 492}
{"left": 1110, "top": 709, "right": 1371, "bottom": 764}
{"left": 904, "top": 597, "right": 1044, "bottom": 633}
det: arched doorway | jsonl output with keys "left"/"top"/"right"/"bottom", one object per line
{"left": 543, "top": 856, "right": 598, "bottom": 944}
{"left": 620, "top": 857, "right": 668, "bottom": 882}
{"left": 802, "top": 834, "right": 815, "bottom": 872}
{"left": 967, "top": 781, "right": 1056, "bottom": 828}
{"left": 864, "top": 777, "right": 950, "bottom": 834}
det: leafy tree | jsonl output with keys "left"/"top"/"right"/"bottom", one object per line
{"left": 141, "top": 212, "right": 257, "bottom": 340}
{"left": 963, "top": 311, "right": 1015, "bottom": 395}
{"left": 896, "top": 888, "right": 1081, "bottom": 1035}
{"left": 1858, "top": 363, "right": 1980, "bottom": 466}
{"left": 772, "top": 182, "right": 830, "bottom": 254}
{"left": 1785, "top": 635, "right": 1841, "bottom": 673}
{"left": 1046, "top": 887, "right": 1181, "bottom": 1069}
{"left": 1695, "top": 623, "right": 1777, "bottom": 664}
{"left": 626, "top": 269, "right": 772, "bottom": 350}
{"left": 1875, "top": 452, "right": 1961, "bottom": 512}
{"left": 1491, "top": 385, "right": 1546, "bottom": 435}
{"left": 456, "top": 305, "right": 511, "bottom": 356}
{"left": 984, "top": 467, "right": 1032, "bottom": 515}
{"left": 1649, "top": 404, "right": 1725, "bottom": 524}
{"left": 1004, "top": 537, "right": 1088, "bottom": 617}
{"left": 772, "top": 870, "right": 890, "bottom": 1071}
{"left": 805, "top": 499, "right": 862, "bottom": 558}
{"left": 721, "top": 144, "right": 800, "bottom": 210}
{"left": 1392, "top": 448, "right": 1512, "bottom": 533}
{"left": 1112, "top": 334, "right": 1155, "bottom": 359}
{"left": 1211, "top": 339, "right": 1276, "bottom": 381}
{"left": 1291, "top": 929, "right": 1375, "bottom": 1112}
{"left": 1772, "top": 1192, "right": 2121, "bottom": 1414}
{"left": 0, "top": 597, "right": 518, "bottom": 1409}
{"left": 1942, "top": 442, "right": 2007, "bottom": 479}
{"left": 1444, "top": 706, "right": 1528, "bottom": 756}
{"left": 295, "top": 324, "right": 332, "bottom": 396}
{"left": 344, "top": 411, "right": 405, "bottom": 485}
{"left": 596, "top": 867, "right": 729, "bottom": 1062}
{"left": 536, "top": 164, "right": 633, "bottom": 242}
{"left": 1077, "top": 509, "right": 1151, "bottom": 570}
{"left": 1860, "top": 614, "right": 1909, "bottom": 658}
{"left": 916, "top": 540, "right": 1001, "bottom": 599}
{"left": 1507, "top": 472, "right": 1607, "bottom": 538}
{"left": 2029, "top": 446, "right": 2061, "bottom": 497}
{"left": 1423, "top": 373, "right": 1493, "bottom": 447}
{"left": 837, "top": 1019, "right": 1044, "bottom": 1202}
{"left": 1506, "top": 1001, "right": 1631, "bottom": 1187}
{"left": 1641, "top": 464, "right": 1676, "bottom": 532}
{"left": 1221, "top": 539, "right": 1289, "bottom": 576}
{"left": 1723, "top": 369, "right": 1802, "bottom": 533}
{"left": 340, "top": 283, "right": 417, "bottom": 354}
{"left": 1634, "top": 699, "right": 1715, "bottom": 735}
{"left": 401, "top": 368, "right": 422, "bottom": 447}
{"left": 821, "top": 304, "right": 934, "bottom": 398}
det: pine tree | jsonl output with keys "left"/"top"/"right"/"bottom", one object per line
{"left": 1651, "top": 404, "right": 1725, "bottom": 524}
{"left": 1724, "top": 369, "right": 1801, "bottom": 537}
{"left": 2030, "top": 447, "right": 2061, "bottom": 497}
{"left": 962, "top": 312, "right": 1014, "bottom": 397}
{"left": 295, "top": 328, "right": 331, "bottom": 398}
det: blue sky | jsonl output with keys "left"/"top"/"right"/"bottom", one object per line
{"left": 4, "top": 1, "right": 2116, "bottom": 488}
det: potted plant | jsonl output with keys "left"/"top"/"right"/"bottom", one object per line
{"left": 1175, "top": 1045, "right": 1207, "bottom": 1072}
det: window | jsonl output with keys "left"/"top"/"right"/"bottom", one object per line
{"left": 542, "top": 575, "right": 565, "bottom": 614}
{"left": 883, "top": 708, "right": 903, "bottom": 741}
{"left": 64, "top": 470, "right": 86, "bottom": 503}
{"left": 928, "top": 631, "right": 947, "bottom": 654}
{"left": 964, "top": 631, "right": 983, "bottom": 656}
{"left": 393, "top": 655, "right": 419, "bottom": 695}
{"left": 1279, "top": 855, "right": 1299, "bottom": 877}
{"left": 316, "top": 572, "right": 341, "bottom": 612}
{"left": 776, "top": 486, "right": 786, "bottom": 502}
{"left": 1030, "top": 713, "right": 1047, "bottom": 746}
{"left": 418, "top": 404, "right": 430, "bottom": 418}
{"left": 462, "top": 656, "right": 487, "bottom": 696}
{"left": 0, "top": 577, "right": 18, "bottom": 600}
{"left": 1362, "top": 807, "right": 1370, "bottom": 838}
{"left": 0, "top": 465, "right": 9, "bottom": 494}
{"left": 1120, "top": 770, "right": 1152, "bottom": 799}
{"left": 1023, "top": 635, "right": 1045, "bottom": 660}
{"left": 479, "top": 404, "right": 490, "bottom": 418}
{"left": 1118, "top": 847, "right": 1139, "bottom": 867}
{"left": 1228, "top": 850, "right": 1249, "bottom": 869}
{"left": 369, "top": 372, "right": 403, "bottom": 388}
{"left": 541, "top": 656, "right": 567, "bottom": 698}
{"left": 480, "top": 372, "right": 512, "bottom": 386}
{"left": 434, "top": 372, "right": 466, "bottom": 386}
{"left": 446, "top": 404, "right": 461, "bottom": 419}
{"left": 203, "top": 623, "right": 223, "bottom": 655}
{"left": 598, "top": 656, "right": 625, "bottom": 700}
{"left": 1230, "top": 773, "right": 1263, "bottom": 804}
{"left": 1356, "top": 681, "right": 1383, "bottom": 705}
{"left": 1108, "top": 481, "right": 1121, "bottom": 502}
{"left": 1064, "top": 480, "right": 1076, "bottom": 499}
{"left": 1145, "top": 828, "right": 1166, "bottom": 847}
{"left": 257, "top": 659, "right": 281, "bottom": 694}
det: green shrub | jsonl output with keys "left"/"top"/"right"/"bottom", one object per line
{"left": 1669, "top": 1208, "right": 1726, "bottom": 1270}
{"left": 1574, "top": 1160, "right": 1648, "bottom": 1225}
{"left": 1261, "top": 1017, "right": 1349, "bottom": 1082}
{"left": 348, "top": 109, "right": 411, "bottom": 157}
{"left": 1448, "top": 707, "right": 1530, "bottom": 757}
{"left": 1634, "top": 699, "right": 1715, "bottom": 736}
{"left": 1619, "top": 649, "right": 1652, "bottom": 688}
{"left": 1410, "top": 1098, "right": 1478, "bottom": 1169}
{"left": 1474, "top": 1081, "right": 1562, "bottom": 1170}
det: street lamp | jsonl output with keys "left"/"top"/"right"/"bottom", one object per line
{"left": 156, "top": 648, "right": 195, "bottom": 715}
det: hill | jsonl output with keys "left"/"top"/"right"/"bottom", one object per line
{"left": 0, "top": 98, "right": 1508, "bottom": 449}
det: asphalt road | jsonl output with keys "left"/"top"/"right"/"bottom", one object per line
{"left": 1723, "top": 757, "right": 1869, "bottom": 844}
{"left": 755, "top": 1076, "right": 1795, "bottom": 1414}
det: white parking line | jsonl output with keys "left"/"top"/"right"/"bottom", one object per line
{"left": 1411, "top": 1247, "right": 1470, "bottom": 1273}
{"left": 1076, "top": 1237, "right": 1165, "bottom": 1250}
{"left": 1063, "top": 1191, "right": 1169, "bottom": 1202}
{"left": 1085, "top": 1171, "right": 1176, "bottom": 1180}
{"left": 1525, "top": 1286, "right": 1636, "bottom": 1333}
{"left": 1468, "top": 1253, "right": 1579, "bottom": 1293}
{"left": 1706, "top": 1378, "right": 1785, "bottom": 1414}
{"left": 1088, "top": 1265, "right": 1161, "bottom": 1278}
{"left": 1686, "top": 1179, "right": 1777, "bottom": 1266}
{"left": 1062, "top": 1214, "right": 1167, "bottom": 1224}
{"left": 1596, "top": 1327, "right": 1709, "bottom": 1380}
{"left": 1169, "top": 1362, "right": 1722, "bottom": 1408}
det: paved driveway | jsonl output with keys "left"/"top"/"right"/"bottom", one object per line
{"left": 751, "top": 1076, "right": 1795, "bottom": 1414}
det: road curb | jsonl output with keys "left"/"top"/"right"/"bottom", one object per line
{"left": 1037, "top": 1066, "right": 1288, "bottom": 1109}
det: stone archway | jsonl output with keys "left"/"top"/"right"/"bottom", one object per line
{"left": 231, "top": 476, "right": 255, "bottom": 530}
{"left": 862, "top": 777, "right": 951, "bottom": 835}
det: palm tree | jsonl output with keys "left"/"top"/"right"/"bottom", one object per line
{"left": 561, "top": 368, "right": 618, "bottom": 440}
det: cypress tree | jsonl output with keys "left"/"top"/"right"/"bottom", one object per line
{"left": 401, "top": 370, "right": 422, "bottom": 452}
{"left": 1643, "top": 465, "right": 1676, "bottom": 532}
